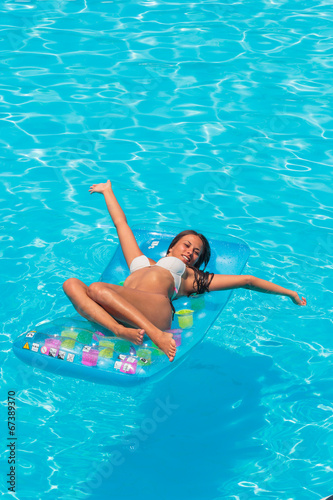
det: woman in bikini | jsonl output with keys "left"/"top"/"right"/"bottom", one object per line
{"left": 62, "top": 180, "right": 307, "bottom": 362}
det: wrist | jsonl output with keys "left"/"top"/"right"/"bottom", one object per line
{"left": 103, "top": 188, "right": 113, "bottom": 198}
{"left": 102, "top": 180, "right": 113, "bottom": 196}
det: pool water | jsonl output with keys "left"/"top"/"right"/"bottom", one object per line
{"left": 1, "top": 0, "right": 332, "bottom": 499}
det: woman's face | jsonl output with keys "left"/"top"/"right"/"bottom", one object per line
{"left": 168, "top": 235, "right": 203, "bottom": 266}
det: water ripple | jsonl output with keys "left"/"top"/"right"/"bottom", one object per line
{"left": 1, "top": 0, "right": 333, "bottom": 498}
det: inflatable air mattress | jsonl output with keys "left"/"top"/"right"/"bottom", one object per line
{"left": 13, "top": 228, "right": 250, "bottom": 385}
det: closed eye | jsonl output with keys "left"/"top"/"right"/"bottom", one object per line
{"left": 184, "top": 242, "right": 200, "bottom": 255}
{"left": 184, "top": 241, "right": 201, "bottom": 255}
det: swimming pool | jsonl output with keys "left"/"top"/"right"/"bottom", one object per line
{"left": 1, "top": 0, "right": 332, "bottom": 498}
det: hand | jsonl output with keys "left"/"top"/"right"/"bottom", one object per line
{"left": 89, "top": 180, "right": 112, "bottom": 195}
{"left": 291, "top": 292, "right": 307, "bottom": 306}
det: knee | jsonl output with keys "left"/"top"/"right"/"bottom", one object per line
{"left": 87, "top": 282, "right": 105, "bottom": 301}
{"left": 63, "top": 277, "right": 80, "bottom": 295}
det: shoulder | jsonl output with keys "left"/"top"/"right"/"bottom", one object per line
{"left": 184, "top": 267, "right": 215, "bottom": 295}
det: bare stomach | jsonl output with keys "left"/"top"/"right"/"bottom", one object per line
{"left": 123, "top": 267, "right": 175, "bottom": 298}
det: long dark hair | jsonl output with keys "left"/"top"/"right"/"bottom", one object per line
{"left": 167, "top": 230, "right": 214, "bottom": 295}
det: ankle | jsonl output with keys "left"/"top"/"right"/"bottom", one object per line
{"left": 150, "top": 327, "right": 163, "bottom": 338}
{"left": 112, "top": 325, "right": 124, "bottom": 337}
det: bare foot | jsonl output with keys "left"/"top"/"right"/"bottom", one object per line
{"left": 152, "top": 331, "right": 177, "bottom": 362}
{"left": 116, "top": 326, "right": 144, "bottom": 345}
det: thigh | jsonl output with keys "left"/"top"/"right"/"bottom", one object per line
{"left": 98, "top": 283, "right": 173, "bottom": 330}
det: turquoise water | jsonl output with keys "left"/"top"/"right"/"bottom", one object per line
{"left": 1, "top": 0, "right": 332, "bottom": 498}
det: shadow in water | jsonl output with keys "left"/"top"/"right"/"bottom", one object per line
{"left": 76, "top": 341, "right": 283, "bottom": 500}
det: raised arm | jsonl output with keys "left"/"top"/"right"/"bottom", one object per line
{"left": 208, "top": 274, "right": 307, "bottom": 306}
{"left": 89, "top": 180, "right": 148, "bottom": 268}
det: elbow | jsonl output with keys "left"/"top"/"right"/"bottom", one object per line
{"left": 114, "top": 218, "right": 128, "bottom": 229}
{"left": 244, "top": 275, "right": 254, "bottom": 288}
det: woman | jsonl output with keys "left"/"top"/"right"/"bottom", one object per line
{"left": 63, "top": 180, "right": 307, "bottom": 362}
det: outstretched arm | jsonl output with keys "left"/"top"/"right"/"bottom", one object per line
{"left": 89, "top": 180, "right": 126, "bottom": 226}
{"left": 208, "top": 274, "right": 307, "bottom": 306}
{"left": 89, "top": 181, "right": 148, "bottom": 268}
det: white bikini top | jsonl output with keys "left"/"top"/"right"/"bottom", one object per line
{"left": 129, "top": 255, "right": 186, "bottom": 298}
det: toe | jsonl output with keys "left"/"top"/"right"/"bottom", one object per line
{"left": 169, "top": 345, "right": 177, "bottom": 356}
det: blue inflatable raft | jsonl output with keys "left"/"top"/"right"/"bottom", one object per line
{"left": 13, "top": 228, "right": 250, "bottom": 385}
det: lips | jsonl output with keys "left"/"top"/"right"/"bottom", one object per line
{"left": 182, "top": 255, "right": 190, "bottom": 263}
